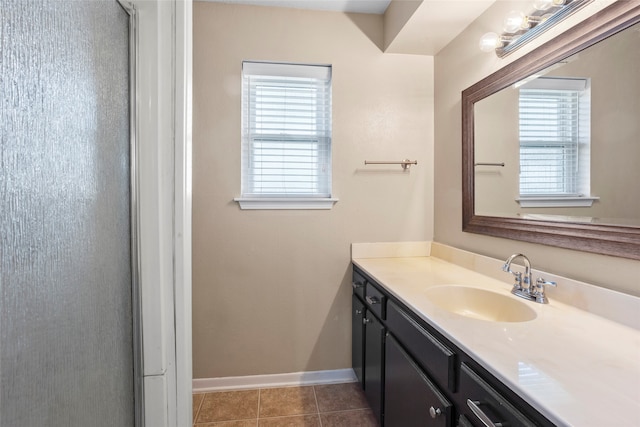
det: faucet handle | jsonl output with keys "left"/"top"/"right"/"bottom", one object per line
{"left": 533, "top": 278, "right": 557, "bottom": 304}
{"left": 536, "top": 278, "right": 557, "bottom": 288}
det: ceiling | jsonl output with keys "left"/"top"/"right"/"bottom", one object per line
{"left": 201, "top": 0, "right": 497, "bottom": 54}
{"left": 385, "top": 0, "right": 497, "bottom": 54}
{"left": 202, "top": 0, "right": 393, "bottom": 14}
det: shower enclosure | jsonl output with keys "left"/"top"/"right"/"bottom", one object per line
{"left": 1, "top": 0, "right": 140, "bottom": 424}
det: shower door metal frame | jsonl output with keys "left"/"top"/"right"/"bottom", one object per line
{"left": 117, "top": 1, "right": 144, "bottom": 425}
{"left": 119, "top": 1, "right": 144, "bottom": 425}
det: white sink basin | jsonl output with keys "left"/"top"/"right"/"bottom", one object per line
{"left": 425, "top": 285, "right": 537, "bottom": 323}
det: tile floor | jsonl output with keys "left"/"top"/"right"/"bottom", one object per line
{"left": 193, "top": 382, "right": 378, "bottom": 427}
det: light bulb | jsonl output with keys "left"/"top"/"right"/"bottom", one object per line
{"left": 503, "top": 10, "right": 526, "bottom": 33}
{"left": 479, "top": 32, "right": 500, "bottom": 53}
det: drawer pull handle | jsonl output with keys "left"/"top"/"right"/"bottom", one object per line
{"left": 467, "top": 399, "right": 503, "bottom": 427}
{"left": 429, "top": 406, "right": 442, "bottom": 419}
{"left": 365, "top": 296, "right": 380, "bottom": 305}
{"left": 355, "top": 309, "right": 362, "bottom": 315}
{"left": 363, "top": 318, "right": 371, "bottom": 325}
{"left": 352, "top": 281, "right": 365, "bottom": 289}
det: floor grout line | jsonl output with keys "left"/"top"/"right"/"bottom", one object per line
{"left": 193, "top": 393, "right": 205, "bottom": 426}
{"left": 318, "top": 407, "right": 370, "bottom": 415}
{"left": 313, "top": 385, "right": 323, "bottom": 427}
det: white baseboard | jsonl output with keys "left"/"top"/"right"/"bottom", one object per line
{"left": 192, "top": 369, "right": 357, "bottom": 393}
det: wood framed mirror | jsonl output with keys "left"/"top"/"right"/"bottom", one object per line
{"left": 462, "top": 1, "right": 640, "bottom": 260}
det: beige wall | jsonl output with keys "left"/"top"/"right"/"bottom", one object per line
{"left": 474, "top": 88, "right": 519, "bottom": 216}
{"left": 560, "top": 26, "right": 640, "bottom": 222}
{"left": 434, "top": 0, "right": 640, "bottom": 296}
{"left": 192, "top": 2, "right": 434, "bottom": 379}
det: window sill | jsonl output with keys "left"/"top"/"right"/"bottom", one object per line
{"left": 234, "top": 197, "right": 339, "bottom": 210}
{"left": 516, "top": 196, "right": 599, "bottom": 208}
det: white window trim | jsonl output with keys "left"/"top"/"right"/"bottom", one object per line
{"left": 518, "top": 76, "right": 592, "bottom": 201}
{"left": 238, "top": 61, "right": 335, "bottom": 210}
{"left": 516, "top": 195, "right": 599, "bottom": 208}
{"left": 234, "top": 197, "right": 338, "bottom": 210}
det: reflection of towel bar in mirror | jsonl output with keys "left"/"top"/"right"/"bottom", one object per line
{"left": 364, "top": 159, "right": 417, "bottom": 170}
{"left": 474, "top": 162, "right": 505, "bottom": 167}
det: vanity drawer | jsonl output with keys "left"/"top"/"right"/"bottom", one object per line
{"left": 352, "top": 269, "right": 367, "bottom": 300}
{"left": 385, "top": 334, "right": 453, "bottom": 427}
{"left": 386, "top": 301, "right": 456, "bottom": 391}
{"left": 457, "top": 415, "right": 474, "bottom": 427}
{"left": 365, "top": 282, "right": 385, "bottom": 320}
{"left": 459, "top": 362, "right": 537, "bottom": 427}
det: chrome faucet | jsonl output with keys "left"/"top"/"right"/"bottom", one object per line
{"left": 502, "top": 253, "right": 532, "bottom": 293}
{"left": 502, "top": 253, "right": 557, "bottom": 303}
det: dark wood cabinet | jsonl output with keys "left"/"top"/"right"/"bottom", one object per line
{"left": 352, "top": 295, "right": 365, "bottom": 386}
{"left": 364, "top": 310, "right": 385, "bottom": 425}
{"left": 457, "top": 414, "right": 475, "bottom": 427}
{"left": 352, "top": 270, "right": 367, "bottom": 301}
{"left": 365, "top": 281, "right": 386, "bottom": 320}
{"left": 352, "top": 264, "right": 555, "bottom": 427}
{"left": 386, "top": 300, "right": 456, "bottom": 392}
{"left": 384, "top": 334, "right": 453, "bottom": 427}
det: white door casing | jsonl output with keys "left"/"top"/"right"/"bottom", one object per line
{"left": 123, "top": 1, "right": 193, "bottom": 425}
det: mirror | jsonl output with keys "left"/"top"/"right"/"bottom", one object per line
{"left": 462, "top": 2, "right": 640, "bottom": 260}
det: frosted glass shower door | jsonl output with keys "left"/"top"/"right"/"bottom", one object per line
{"left": 1, "top": 1, "right": 136, "bottom": 425}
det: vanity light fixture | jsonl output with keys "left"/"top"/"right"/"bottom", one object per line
{"left": 533, "top": 0, "right": 566, "bottom": 11}
{"left": 479, "top": 0, "right": 593, "bottom": 57}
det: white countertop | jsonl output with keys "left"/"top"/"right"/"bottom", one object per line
{"left": 352, "top": 242, "right": 640, "bottom": 427}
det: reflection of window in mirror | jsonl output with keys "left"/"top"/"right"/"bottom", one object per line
{"left": 516, "top": 77, "right": 595, "bottom": 207}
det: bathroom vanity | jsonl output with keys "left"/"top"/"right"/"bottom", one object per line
{"left": 351, "top": 242, "right": 640, "bottom": 427}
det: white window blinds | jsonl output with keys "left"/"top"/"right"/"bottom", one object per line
{"left": 518, "top": 77, "right": 590, "bottom": 196}
{"left": 241, "top": 61, "right": 332, "bottom": 198}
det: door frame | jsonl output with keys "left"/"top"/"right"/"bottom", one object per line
{"left": 118, "top": 1, "right": 193, "bottom": 426}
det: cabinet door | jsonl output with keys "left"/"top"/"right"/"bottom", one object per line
{"left": 352, "top": 294, "right": 365, "bottom": 386}
{"left": 364, "top": 311, "right": 385, "bottom": 425}
{"left": 385, "top": 334, "right": 453, "bottom": 427}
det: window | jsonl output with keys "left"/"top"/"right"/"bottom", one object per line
{"left": 236, "top": 61, "right": 336, "bottom": 210}
{"left": 517, "top": 77, "right": 596, "bottom": 207}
